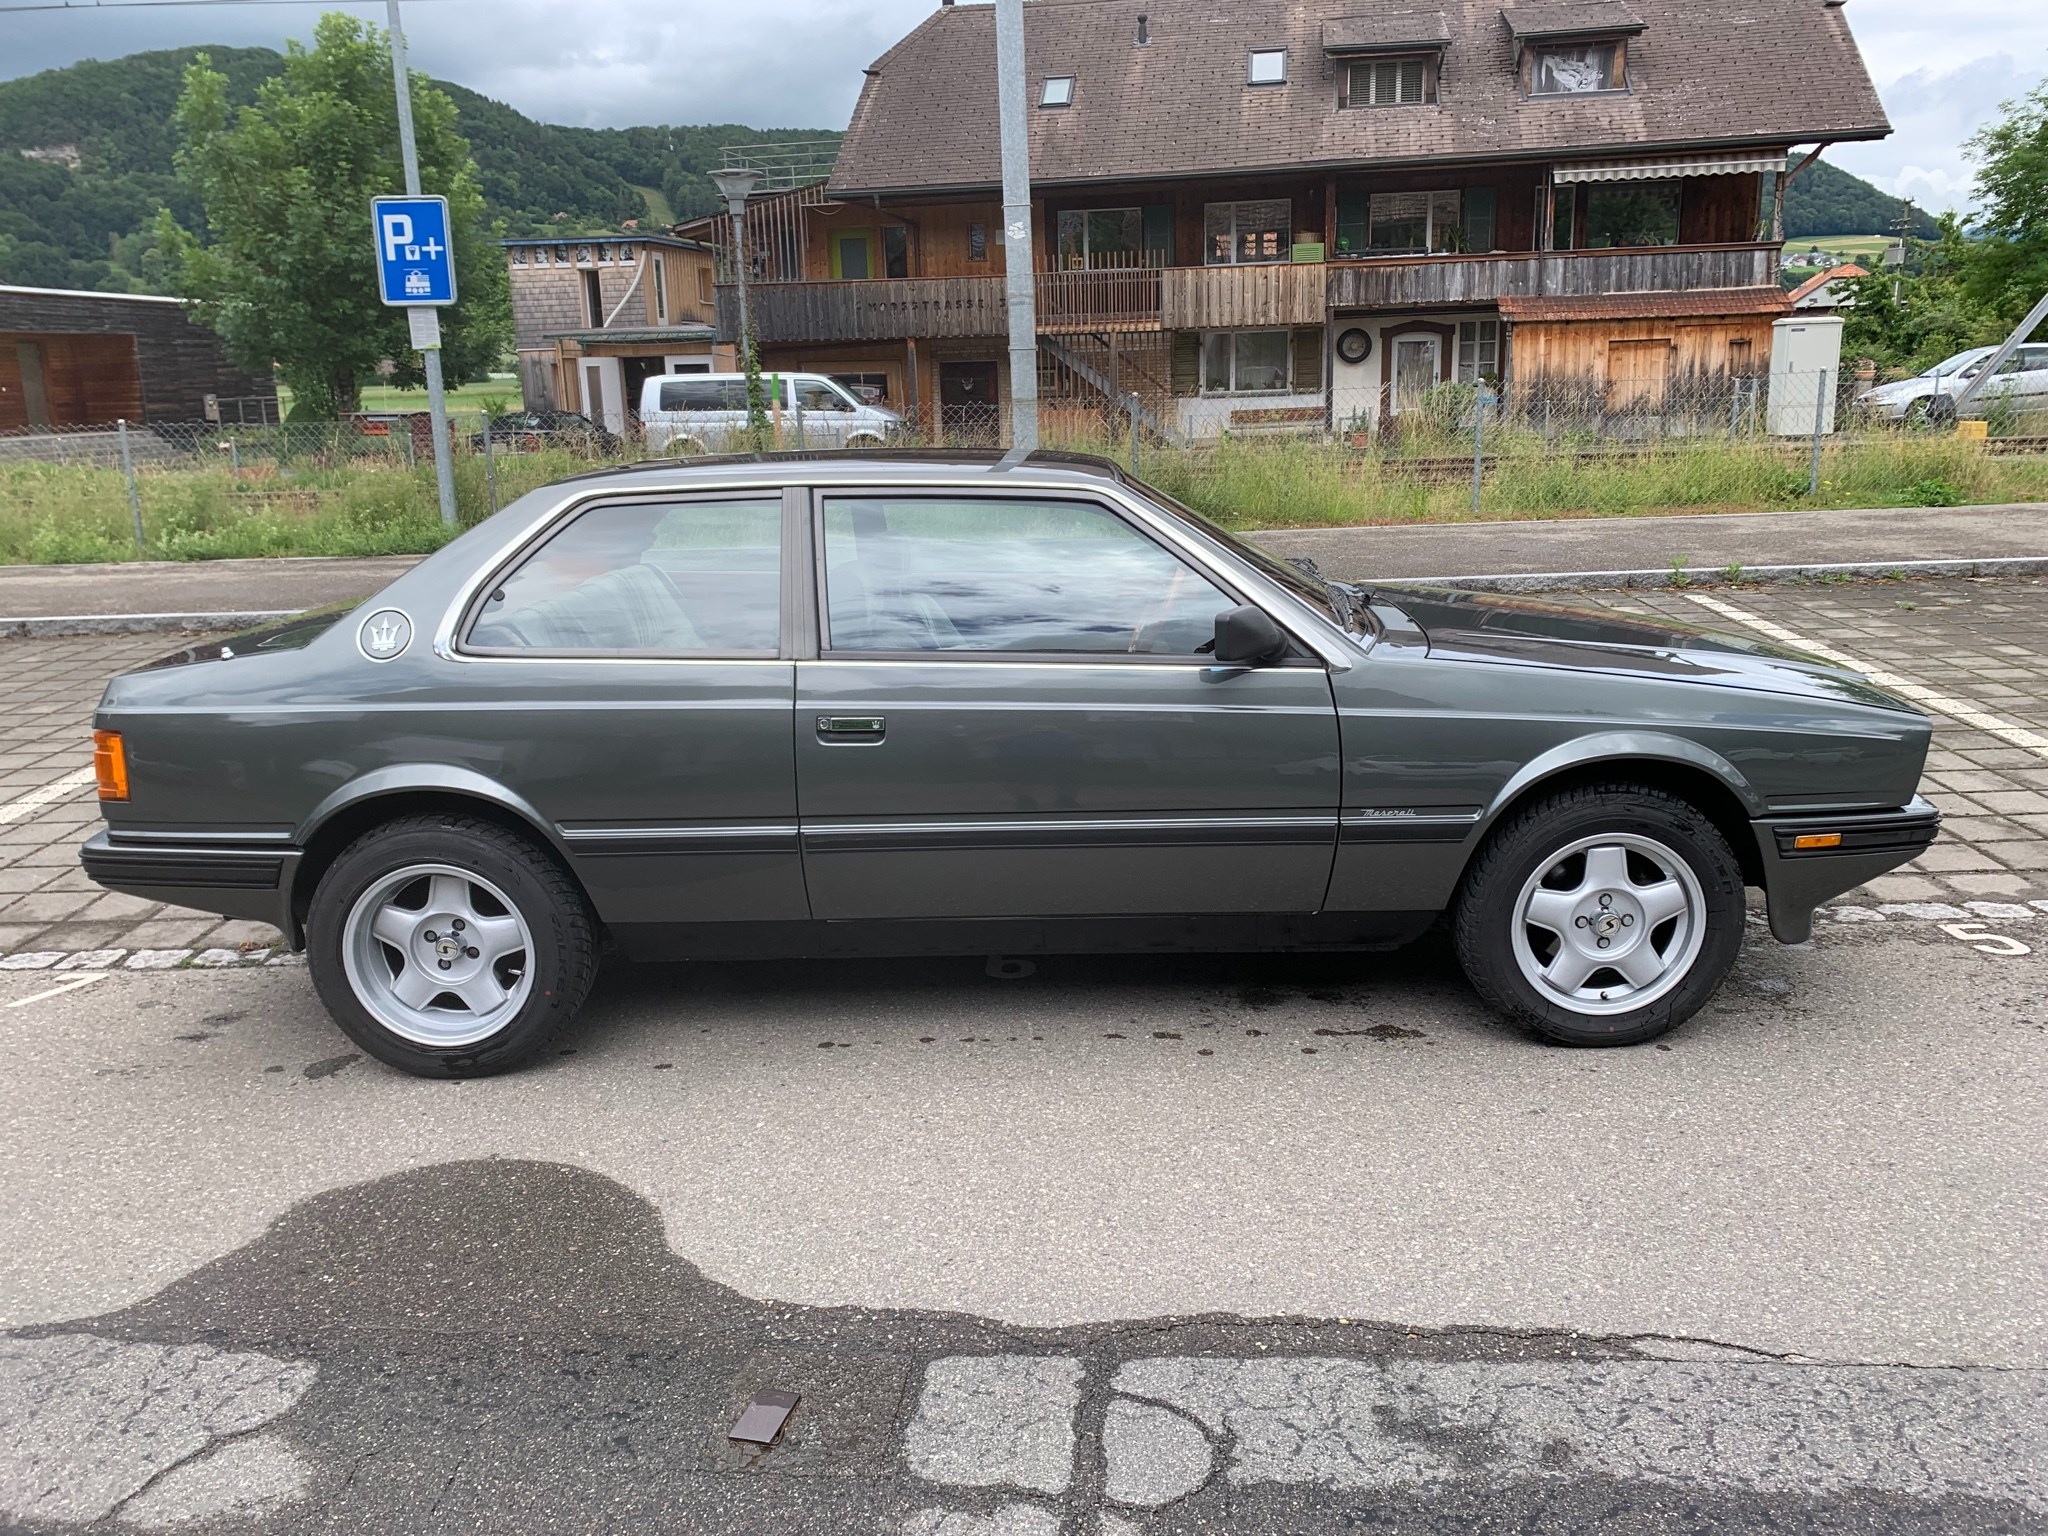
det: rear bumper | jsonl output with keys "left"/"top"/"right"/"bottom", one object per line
{"left": 81, "top": 830, "right": 301, "bottom": 941}
{"left": 1752, "top": 797, "right": 1941, "bottom": 944}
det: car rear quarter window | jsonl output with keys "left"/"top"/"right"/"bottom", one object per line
{"left": 819, "top": 495, "right": 1232, "bottom": 656}
{"left": 467, "top": 498, "right": 782, "bottom": 655}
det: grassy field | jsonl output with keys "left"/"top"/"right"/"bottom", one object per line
{"left": 1782, "top": 234, "right": 1895, "bottom": 265}
{"left": 272, "top": 376, "right": 525, "bottom": 416}
{"left": 4, "top": 431, "right": 2045, "bottom": 565}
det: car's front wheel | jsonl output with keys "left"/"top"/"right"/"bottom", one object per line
{"left": 1453, "top": 786, "right": 1745, "bottom": 1046}
{"left": 307, "top": 814, "right": 597, "bottom": 1077}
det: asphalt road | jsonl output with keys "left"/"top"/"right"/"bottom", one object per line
{"left": 4, "top": 917, "right": 2044, "bottom": 1533}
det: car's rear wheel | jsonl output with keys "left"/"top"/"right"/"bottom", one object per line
{"left": 1453, "top": 785, "right": 1744, "bottom": 1046}
{"left": 307, "top": 814, "right": 597, "bottom": 1078}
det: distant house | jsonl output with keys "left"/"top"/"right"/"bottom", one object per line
{"left": 708, "top": 0, "right": 1891, "bottom": 439}
{"left": 1789, "top": 264, "right": 1868, "bottom": 310}
{"left": 504, "top": 234, "right": 730, "bottom": 432}
{"left": 0, "top": 285, "right": 275, "bottom": 432}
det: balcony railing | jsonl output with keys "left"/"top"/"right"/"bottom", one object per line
{"left": 716, "top": 243, "right": 1783, "bottom": 345}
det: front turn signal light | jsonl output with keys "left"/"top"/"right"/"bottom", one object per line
{"left": 1792, "top": 833, "right": 1843, "bottom": 851}
{"left": 93, "top": 730, "right": 129, "bottom": 802}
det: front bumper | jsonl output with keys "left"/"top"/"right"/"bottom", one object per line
{"left": 1752, "top": 797, "right": 1941, "bottom": 944}
{"left": 81, "top": 829, "right": 302, "bottom": 941}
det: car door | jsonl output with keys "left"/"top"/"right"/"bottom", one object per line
{"left": 454, "top": 488, "right": 806, "bottom": 930}
{"left": 793, "top": 487, "right": 1342, "bottom": 920}
{"left": 2017, "top": 345, "right": 2048, "bottom": 412}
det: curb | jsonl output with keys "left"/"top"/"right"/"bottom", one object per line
{"left": 1378, "top": 554, "right": 2048, "bottom": 594}
{"left": 0, "top": 611, "right": 296, "bottom": 639}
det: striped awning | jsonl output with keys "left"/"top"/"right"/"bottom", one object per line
{"left": 1554, "top": 151, "right": 1789, "bottom": 183}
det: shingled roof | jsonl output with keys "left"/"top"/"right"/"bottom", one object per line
{"left": 830, "top": 0, "right": 1889, "bottom": 197}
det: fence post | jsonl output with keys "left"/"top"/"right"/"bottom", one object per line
{"left": 1809, "top": 369, "right": 1830, "bottom": 498}
{"left": 1128, "top": 392, "right": 1142, "bottom": 476}
{"left": 117, "top": 418, "right": 145, "bottom": 554}
{"left": 482, "top": 412, "right": 499, "bottom": 513}
{"left": 228, "top": 437, "right": 240, "bottom": 473}
{"left": 1472, "top": 392, "right": 1490, "bottom": 517}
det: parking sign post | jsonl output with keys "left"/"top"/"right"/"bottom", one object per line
{"left": 379, "top": 0, "right": 458, "bottom": 527}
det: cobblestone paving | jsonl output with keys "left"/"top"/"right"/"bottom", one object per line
{"left": 3, "top": 576, "right": 2047, "bottom": 967}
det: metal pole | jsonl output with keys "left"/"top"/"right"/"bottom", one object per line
{"left": 1128, "top": 392, "right": 1141, "bottom": 475}
{"left": 482, "top": 412, "right": 498, "bottom": 511}
{"left": 1809, "top": 369, "right": 1829, "bottom": 498}
{"left": 731, "top": 209, "right": 753, "bottom": 374}
{"left": 995, "top": 0, "right": 1040, "bottom": 453}
{"left": 1949, "top": 287, "right": 2048, "bottom": 418}
{"left": 387, "top": 0, "right": 459, "bottom": 527}
{"left": 117, "top": 418, "right": 145, "bottom": 554}
{"left": 1472, "top": 393, "right": 1486, "bottom": 517}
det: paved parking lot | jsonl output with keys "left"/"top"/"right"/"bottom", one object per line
{"left": 3, "top": 575, "right": 2047, "bottom": 1533}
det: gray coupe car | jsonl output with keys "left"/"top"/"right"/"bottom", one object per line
{"left": 81, "top": 452, "right": 1937, "bottom": 1077}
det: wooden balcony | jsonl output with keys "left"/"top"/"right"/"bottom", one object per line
{"left": 717, "top": 243, "right": 1783, "bottom": 345}
{"left": 1327, "top": 242, "right": 1780, "bottom": 309}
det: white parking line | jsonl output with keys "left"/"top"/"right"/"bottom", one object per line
{"left": 0, "top": 766, "right": 98, "bottom": 827}
{"left": 1685, "top": 592, "right": 2048, "bottom": 762}
{"left": 6, "top": 973, "right": 105, "bottom": 1009}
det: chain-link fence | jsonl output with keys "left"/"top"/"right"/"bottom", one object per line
{"left": 3, "top": 371, "right": 2045, "bottom": 565}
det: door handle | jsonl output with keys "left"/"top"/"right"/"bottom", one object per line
{"left": 817, "top": 715, "right": 886, "bottom": 741}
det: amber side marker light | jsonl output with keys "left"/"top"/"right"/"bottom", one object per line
{"left": 1792, "top": 833, "right": 1843, "bottom": 851}
{"left": 93, "top": 730, "right": 129, "bottom": 801}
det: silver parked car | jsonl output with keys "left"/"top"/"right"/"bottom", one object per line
{"left": 1857, "top": 344, "right": 2048, "bottom": 425}
{"left": 639, "top": 372, "right": 901, "bottom": 455}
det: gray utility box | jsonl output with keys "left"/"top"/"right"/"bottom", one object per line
{"left": 1769, "top": 314, "right": 1846, "bottom": 436}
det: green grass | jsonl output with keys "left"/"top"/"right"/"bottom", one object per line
{"left": 272, "top": 376, "right": 524, "bottom": 416}
{"left": 631, "top": 183, "right": 676, "bottom": 226}
{"left": 4, "top": 432, "right": 2046, "bottom": 564}
{"left": 1781, "top": 234, "right": 1895, "bottom": 263}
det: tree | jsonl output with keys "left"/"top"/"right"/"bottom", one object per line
{"left": 157, "top": 14, "right": 509, "bottom": 416}
{"left": 1965, "top": 78, "right": 2048, "bottom": 332}
{"left": 1842, "top": 215, "right": 1999, "bottom": 372}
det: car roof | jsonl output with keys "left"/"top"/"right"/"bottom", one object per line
{"left": 546, "top": 448, "right": 1141, "bottom": 493}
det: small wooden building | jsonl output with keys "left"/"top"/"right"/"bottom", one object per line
{"left": 0, "top": 285, "right": 276, "bottom": 431}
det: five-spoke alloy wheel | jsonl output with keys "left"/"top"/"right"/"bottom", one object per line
{"left": 309, "top": 815, "right": 597, "bottom": 1077}
{"left": 1455, "top": 785, "right": 1745, "bottom": 1045}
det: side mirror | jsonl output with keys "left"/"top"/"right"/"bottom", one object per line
{"left": 1213, "top": 605, "right": 1289, "bottom": 666}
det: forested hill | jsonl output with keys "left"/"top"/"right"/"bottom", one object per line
{"left": 0, "top": 46, "right": 841, "bottom": 293}
{"left": 0, "top": 42, "right": 1928, "bottom": 294}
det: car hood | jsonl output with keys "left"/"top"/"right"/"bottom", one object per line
{"left": 1375, "top": 586, "right": 1916, "bottom": 711}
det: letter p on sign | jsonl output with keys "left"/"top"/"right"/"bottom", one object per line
{"left": 380, "top": 213, "right": 414, "bottom": 262}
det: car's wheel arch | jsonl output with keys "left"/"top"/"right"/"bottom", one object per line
{"left": 1466, "top": 733, "right": 1766, "bottom": 889}
{"left": 289, "top": 769, "right": 595, "bottom": 947}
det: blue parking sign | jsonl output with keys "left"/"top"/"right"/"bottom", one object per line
{"left": 371, "top": 195, "right": 457, "bottom": 306}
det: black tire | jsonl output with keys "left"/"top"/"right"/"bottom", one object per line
{"left": 1453, "top": 785, "right": 1745, "bottom": 1047}
{"left": 307, "top": 814, "right": 597, "bottom": 1078}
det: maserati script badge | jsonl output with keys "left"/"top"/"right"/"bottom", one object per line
{"left": 358, "top": 609, "right": 413, "bottom": 661}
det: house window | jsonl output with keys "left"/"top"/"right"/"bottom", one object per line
{"left": 1248, "top": 49, "right": 1287, "bottom": 85}
{"left": 1530, "top": 41, "right": 1622, "bottom": 95}
{"left": 969, "top": 222, "right": 989, "bottom": 262}
{"left": 697, "top": 266, "right": 713, "bottom": 305}
{"left": 1583, "top": 182, "right": 1681, "bottom": 248}
{"left": 1456, "top": 320, "right": 1499, "bottom": 382}
{"left": 511, "top": 247, "right": 528, "bottom": 267}
{"left": 1202, "top": 331, "right": 1292, "bottom": 394}
{"left": 582, "top": 269, "right": 603, "bottom": 328}
{"left": 653, "top": 255, "right": 667, "bottom": 322}
{"left": 1058, "top": 207, "right": 1143, "bottom": 268}
{"left": 1041, "top": 76, "right": 1075, "bottom": 108}
{"left": 1347, "top": 57, "right": 1432, "bottom": 106}
{"left": 1369, "top": 191, "right": 1465, "bottom": 254}
{"left": 1206, "top": 199, "right": 1290, "bottom": 265}
{"left": 883, "top": 227, "right": 910, "bottom": 279}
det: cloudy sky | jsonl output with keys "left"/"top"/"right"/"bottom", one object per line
{"left": 4, "top": 0, "right": 2044, "bottom": 211}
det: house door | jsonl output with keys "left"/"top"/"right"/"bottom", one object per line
{"left": 14, "top": 341, "right": 50, "bottom": 428}
{"left": 1390, "top": 335, "right": 1440, "bottom": 416}
{"left": 939, "top": 360, "right": 1000, "bottom": 443}
{"left": 581, "top": 357, "right": 626, "bottom": 436}
{"left": 1606, "top": 339, "right": 1672, "bottom": 413}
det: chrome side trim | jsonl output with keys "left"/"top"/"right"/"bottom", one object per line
{"left": 560, "top": 824, "right": 798, "bottom": 857}
{"left": 800, "top": 813, "right": 1339, "bottom": 853}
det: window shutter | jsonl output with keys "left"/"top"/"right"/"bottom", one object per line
{"left": 1172, "top": 332, "right": 1202, "bottom": 397}
{"left": 1142, "top": 204, "right": 1175, "bottom": 265}
{"left": 1292, "top": 329, "right": 1324, "bottom": 394}
{"left": 1463, "top": 188, "right": 1497, "bottom": 253}
{"left": 1335, "top": 193, "right": 1368, "bottom": 256}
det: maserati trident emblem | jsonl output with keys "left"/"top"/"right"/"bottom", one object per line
{"left": 358, "top": 609, "right": 413, "bottom": 661}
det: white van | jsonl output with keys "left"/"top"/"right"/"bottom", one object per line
{"left": 638, "top": 372, "right": 901, "bottom": 455}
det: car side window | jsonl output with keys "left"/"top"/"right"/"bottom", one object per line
{"left": 467, "top": 498, "right": 782, "bottom": 655}
{"left": 795, "top": 381, "right": 856, "bottom": 414}
{"left": 819, "top": 495, "right": 1234, "bottom": 656}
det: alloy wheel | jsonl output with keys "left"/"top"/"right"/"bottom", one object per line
{"left": 1509, "top": 834, "right": 1706, "bottom": 1017}
{"left": 341, "top": 863, "right": 533, "bottom": 1047}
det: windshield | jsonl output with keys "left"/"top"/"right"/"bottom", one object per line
{"left": 1930, "top": 351, "right": 1988, "bottom": 379}
{"left": 1127, "top": 480, "right": 1370, "bottom": 638}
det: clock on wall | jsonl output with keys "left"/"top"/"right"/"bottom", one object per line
{"left": 1335, "top": 327, "right": 1373, "bottom": 366}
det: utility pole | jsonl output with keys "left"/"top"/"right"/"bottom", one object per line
{"left": 994, "top": 0, "right": 1039, "bottom": 453}
{"left": 387, "top": 0, "right": 458, "bottom": 527}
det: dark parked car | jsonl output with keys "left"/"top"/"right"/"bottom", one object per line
{"left": 81, "top": 452, "right": 1936, "bottom": 1077}
{"left": 469, "top": 410, "right": 620, "bottom": 456}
